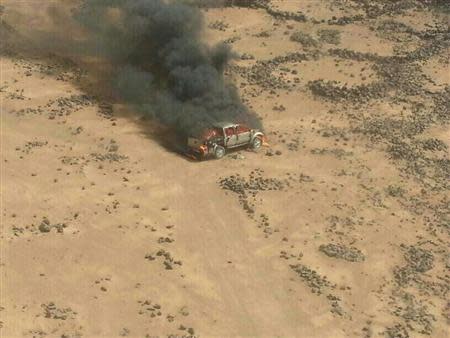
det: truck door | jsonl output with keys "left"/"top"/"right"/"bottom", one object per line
{"left": 236, "top": 124, "right": 251, "bottom": 145}
{"left": 224, "top": 127, "right": 238, "bottom": 147}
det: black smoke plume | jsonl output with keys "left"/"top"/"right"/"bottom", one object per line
{"left": 67, "top": 0, "right": 261, "bottom": 136}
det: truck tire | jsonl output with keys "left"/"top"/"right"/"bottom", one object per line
{"left": 214, "top": 146, "right": 226, "bottom": 159}
{"left": 251, "top": 136, "right": 262, "bottom": 150}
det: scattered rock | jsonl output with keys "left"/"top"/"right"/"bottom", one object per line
{"left": 41, "top": 302, "right": 76, "bottom": 320}
{"left": 38, "top": 217, "right": 67, "bottom": 233}
{"left": 319, "top": 243, "right": 365, "bottom": 262}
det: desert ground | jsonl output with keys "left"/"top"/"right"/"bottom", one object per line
{"left": 1, "top": 1, "right": 449, "bottom": 338}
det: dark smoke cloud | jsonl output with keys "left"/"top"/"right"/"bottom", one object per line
{"left": 66, "top": 0, "right": 261, "bottom": 136}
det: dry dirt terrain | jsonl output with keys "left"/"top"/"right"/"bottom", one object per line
{"left": 1, "top": 1, "right": 449, "bottom": 338}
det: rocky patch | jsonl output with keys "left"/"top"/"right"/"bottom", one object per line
{"left": 319, "top": 243, "right": 365, "bottom": 262}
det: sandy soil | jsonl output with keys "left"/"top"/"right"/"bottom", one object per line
{"left": 1, "top": 1, "right": 449, "bottom": 338}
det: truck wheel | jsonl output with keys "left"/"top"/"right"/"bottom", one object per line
{"left": 251, "top": 137, "right": 262, "bottom": 150}
{"left": 214, "top": 146, "right": 226, "bottom": 159}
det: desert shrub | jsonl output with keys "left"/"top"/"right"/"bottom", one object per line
{"left": 254, "top": 30, "right": 271, "bottom": 38}
{"left": 290, "top": 31, "right": 318, "bottom": 48}
{"left": 385, "top": 185, "right": 405, "bottom": 197}
{"left": 318, "top": 29, "right": 341, "bottom": 45}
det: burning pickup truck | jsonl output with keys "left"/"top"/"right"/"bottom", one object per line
{"left": 187, "top": 122, "right": 265, "bottom": 159}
